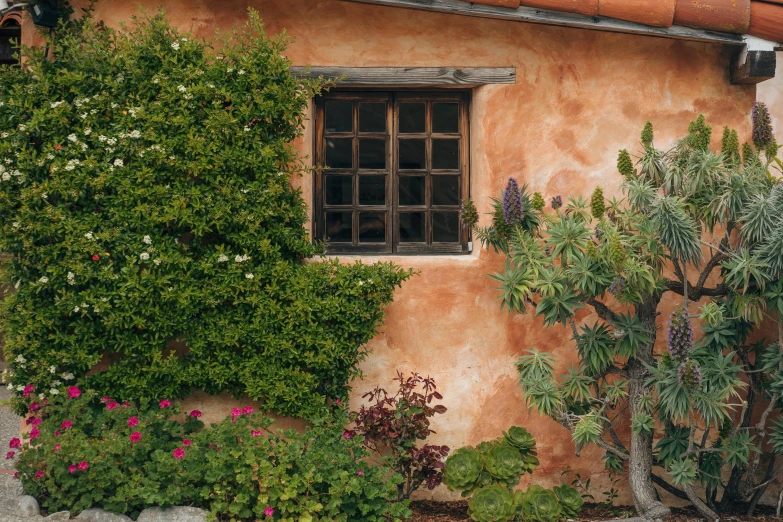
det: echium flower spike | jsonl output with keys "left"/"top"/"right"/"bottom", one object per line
{"left": 721, "top": 127, "right": 740, "bottom": 167}
{"left": 551, "top": 195, "right": 563, "bottom": 210}
{"left": 752, "top": 101, "right": 774, "bottom": 151}
{"left": 742, "top": 142, "right": 757, "bottom": 167}
{"left": 641, "top": 121, "right": 654, "bottom": 148}
{"left": 590, "top": 187, "right": 605, "bottom": 220}
{"left": 667, "top": 305, "right": 694, "bottom": 361}
{"left": 617, "top": 149, "right": 634, "bottom": 179}
{"left": 502, "top": 178, "right": 524, "bottom": 226}
{"left": 459, "top": 198, "right": 479, "bottom": 229}
{"left": 678, "top": 359, "right": 702, "bottom": 389}
{"left": 532, "top": 192, "right": 545, "bottom": 211}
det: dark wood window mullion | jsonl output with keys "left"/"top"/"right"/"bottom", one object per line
{"left": 352, "top": 101, "right": 359, "bottom": 247}
{"left": 425, "top": 100, "right": 433, "bottom": 246}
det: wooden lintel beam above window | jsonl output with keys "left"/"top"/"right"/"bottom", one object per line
{"left": 730, "top": 49, "right": 777, "bottom": 84}
{"left": 339, "top": 0, "right": 746, "bottom": 46}
{"left": 290, "top": 66, "right": 516, "bottom": 85}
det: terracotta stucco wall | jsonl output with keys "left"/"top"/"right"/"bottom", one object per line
{"left": 758, "top": 51, "right": 783, "bottom": 135}
{"left": 39, "top": 0, "right": 773, "bottom": 503}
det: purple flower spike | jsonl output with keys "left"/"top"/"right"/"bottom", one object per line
{"left": 502, "top": 178, "right": 524, "bottom": 226}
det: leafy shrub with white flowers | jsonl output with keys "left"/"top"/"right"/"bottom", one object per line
{"left": 0, "top": 10, "right": 411, "bottom": 417}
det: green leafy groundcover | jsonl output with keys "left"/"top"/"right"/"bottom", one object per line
{"left": 12, "top": 388, "right": 411, "bottom": 521}
{"left": 0, "top": 10, "right": 411, "bottom": 417}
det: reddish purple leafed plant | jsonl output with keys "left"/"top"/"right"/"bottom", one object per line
{"left": 352, "top": 371, "right": 450, "bottom": 500}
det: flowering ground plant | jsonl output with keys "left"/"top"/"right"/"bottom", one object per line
{"left": 11, "top": 391, "right": 411, "bottom": 521}
{"left": 0, "top": 8, "right": 411, "bottom": 419}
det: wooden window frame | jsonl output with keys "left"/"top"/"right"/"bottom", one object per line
{"left": 314, "top": 90, "right": 470, "bottom": 255}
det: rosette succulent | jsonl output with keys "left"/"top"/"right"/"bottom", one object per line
{"left": 553, "top": 483, "right": 584, "bottom": 519}
{"left": 467, "top": 485, "right": 516, "bottom": 522}
{"left": 443, "top": 447, "right": 483, "bottom": 493}
{"left": 483, "top": 442, "right": 523, "bottom": 486}
{"left": 503, "top": 426, "right": 536, "bottom": 453}
{"left": 519, "top": 485, "right": 562, "bottom": 522}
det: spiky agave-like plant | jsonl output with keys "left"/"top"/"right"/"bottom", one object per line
{"left": 468, "top": 115, "right": 783, "bottom": 519}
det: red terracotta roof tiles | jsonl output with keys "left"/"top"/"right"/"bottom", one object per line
{"left": 458, "top": 0, "right": 783, "bottom": 42}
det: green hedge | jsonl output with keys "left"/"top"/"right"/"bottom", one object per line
{"left": 0, "top": 10, "right": 410, "bottom": 417}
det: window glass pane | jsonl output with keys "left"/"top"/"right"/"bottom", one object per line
{"left": 399, "top": 139, "right": 425, "bottom": 170}
{"left": 399, "top": 176, "right": 425, "bottom": 206}
{"left": 325, "top": 175, "right": 352, "bottom": 205}
{"left": 325, "top": 211, "right": 352, "bottom": 243}
{"left": 359, "top": 139, "right": 386, "bottom": 170}
{"left": 359, "top": 212, "right": 386, "bottom": 243}
{"left": 325, "top": 101, "right": 353, "bottom": 133}
{"left": 399, "top": 212, "right": 425, "bottom": 243}
{"left": 399, "top": 103, "right": 425, "bottom": 133}
{"left": 432, "top": 139, "right": 459, "bottom": 170}
{"left": 433, "top": 211, "right": 459, "bottom": 242}
{"left": 433, "top": 103, "right": 459, "bottom": 134}
{"left": 359, "top": 176, "right": 386, "bottom": 206}
{"left": 325, "top": 138, "right": 353, "bottom": 169}
{"left": 432, "top": 175, "right": 459, "bottom": 206}
{"left": 359, "top": 103, "right": 386, "bottom": 133}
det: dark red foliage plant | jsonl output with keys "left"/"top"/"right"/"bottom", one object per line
{"left": 351, "top": 371, "right": 450, "bottom": 501}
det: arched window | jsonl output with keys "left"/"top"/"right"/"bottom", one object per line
{"left": 0, "top": 16, "right": 21, "bottom": 66}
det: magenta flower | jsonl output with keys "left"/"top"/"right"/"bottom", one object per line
{"left": 31, "top": 418, "right": 42, "bottom": 427}
{"left": 264, "top": 507, "right": 275, "bottom": 517}
{"left": 334, "top": 399, "right": 341, "bottom": 405}
{"left": 101, "top": 396, "right": 111, "bottom": 403}
{"left": 130, "top": 432, "right": 142, "bottom": 443}
{"left": 159, "top": 399, "right": 171, "bottom": 409}
{"left": 60, "top": 420, "right": 73, "bottom": 430}
{"left": 28, "top": 402, "right": 40, "bottom": 412}
{"left": 35, "top": 471, "right": 44, "bottom": 479}
{"left": 68, "top": 465, "right": 77, "bottom": 474}
{"left": 231, "top": 407, "right": 241, "bottom": 421}
{"left": 357, "top": 470, "right": 364, "bottom": 476}
{"left": 12, "top": 472, "right": 17, "bottom": 479}
{"left": 54, "top": 444, "right": 61, "bottom": 451}
{"left": 251, "top": 430, "right": 263, "bottom": 437}
{"left": 5, "top": 451, "right": 14, "bottom": 460}
{"left": 106, "top": 401, "right": 119, "bottom": 411}
{"left": 67, "top": 386, "right": 81, "bottom": 399}
{"left": 172, "top": 448, "right": 185, "bottom": 459}
{"left": 189, "top": 410, "right": 202, "bottom": 418}
{"left": 77, "top": 461, "right": 88, "bottom": 471}
{"left": 25, "top": 416, "right": 37, "bottom": 426}
{"left": 9, "top": 438, "right": 21, "bottom": 449}
{"left": 22, "top": 385, "right": 35, "bottom": 398}
{"left": 182, "top": 439, "right": 191, "bottom": 447}
{"left": 241, "top": 406, "right": 254, "bottom": 415}
{"left": 54, "top": 430, "right": 60, "bottom": 438}
{"left": 342, "top": 430, "right": 353, "bottom": 440}
{"left": 29, "top": 428, "right": 40, "bottom": 441}
{"left": 127, "top": 416, "right": 139, "bottom": 427}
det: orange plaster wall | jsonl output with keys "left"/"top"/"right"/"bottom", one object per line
{"left": 56, "top": 0, "right": 768, "bottom": 503}
{"left": 758, "top": 52, "right": 783, "bottom": 136}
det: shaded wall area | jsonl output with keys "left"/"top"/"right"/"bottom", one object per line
{"left": 26, "top": 0, "right": 768, "bottom": 503}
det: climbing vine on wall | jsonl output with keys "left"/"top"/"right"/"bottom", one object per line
{"left": 0, "top": 10, "right": 411, "bottom": 417}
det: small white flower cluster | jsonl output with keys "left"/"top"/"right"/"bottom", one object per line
{"left": 67, "top": 133, "right": 78, "bottom": 142}
{"left": 128, "top": 107, "right": 140, "bottom": 118}
{"left": 235, "top": 254, "right": 250, "bottom": 263}
{"left": 85, "top": 231, "right": 95, "bottom": 240}
{"left": 50, "top": 101, "right": 66, "bottom": 109}
{"left": 67, "top": 271, "right": 76, "bottom": 285}
{"left": 15, "top": 354, "right": 26, "bottom": 364}
{"left": 177, "top": 85, "right": 187, "bottom": 93}
{"left": 38, "top": 276, "right": 49, "bottom": 284}
{"left": 118, "top": 130, "right": 141, "bottom": 139}
{"left": 113, "top": 159, "right": 124, "bottom": 167}
{"left": 61, "top": 372, "right": 74, "bottom": 381}
{"left": 1, "top": 368, "right": 13, "bottom": 384}
{"left": 171, "top": 41, "right": 180, "bottom": 51}
{"left": 74, "top": 97, "right": 93, "bottom": 108}
{"left": 143, "top": 235, "right": 152, "bottom": 245}
{"left": 0, "top": 164, "right": 22, "bottom": 182}
{"left": 12, "top": 222, "right": 19, "bottom": 228}
{"left": 218, "top": 254, "right": 229, "bottom": 262}
{"left": 64, "top": 159, "right": 81, "bottom": 171}
{"left": 139, "top": 252, "right": 150, "bottom": 261}
{"left": 245, "top": 273, "right": 254, "bottom": 280}
{"left": 84, "top": 127, "right": 92, "bottom": 136}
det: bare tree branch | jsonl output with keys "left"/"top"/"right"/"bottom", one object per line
{"left": 587, "top": 298, "right": 619, "bottom": 323}
{"left": 651, "top": 474, "right": 689, "bottom": 501}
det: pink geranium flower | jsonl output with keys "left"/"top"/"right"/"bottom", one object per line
{"left": 342, "top": 430, "right": 353, "bottom": 440}
{"left": 106, "top": 401, "right": 119, "bottom": 411}
{"left": 60, "top": 420, "right": 73, "bottom": 430}
{"left": 54, "top": 430, "right": 60, "bottom": 438}
{"left": 251, "top": 430, "right": 263, "bottom": 437}
{"left": 22, "top": 385, "right": 35, "bottom": 398}
{"left": 31, "top": 418, "right": 42, "bottom": 427}
{"left": 66, "top": 386, "right": 81, "bottom": 399}
{"left": 77, "top": 461, "right": 88, "bottom": 471}
{"left": 28, "top": 402, "right": 40, "bottom": 412}
{"left": 264, "top": 507, "right": 274, "bottom": 517}
{"left": 182, "top": 439, "right": 191, "bottom": 447}
{"left": 130, "top": 432, "right": 142, "bottom": 443}
{"left": 159, "top": 399, "right": 171, "bottom": 408}
{"left": 68, "top": 465, "right": 77, "bottom": 474}
{"left": 128, "top": 416, "right": 139, "bottom": 427}
{"left": 54, "top": 444, "right": 61, "bottom": 451}
{"left": 172, "top": 448, "right": 185, "bottom": 459}
{"left": 189, "top": 409, "right": 202, "bottom": 418}
{"left": 25, "top": 416, "right": 37, "bottom": 426}
{"left": 5, "top": 451, "right": 14, "bottom": 460}
{"left": 29, "top": 428, "right": 40, "bottom": 441}
{"left": 230, "top": 407, "right": 241, "bottom": 421}
{"left": 35, "top": 471, "right": 44, "bottom": 479}
{"left": 101, "top": 396, "right": 111, "bottom": 403}
{"left": 241, "top": 406, "right": 253, "bottom": 415}
{"left": 357, "top": 470, "right": 364, "bottom": 476}
{"left": 9, "top": 438, "right": 21, "bottom": 449}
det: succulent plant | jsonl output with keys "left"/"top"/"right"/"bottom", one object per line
{"left": 553, "top": 483, "right": 584, "bottom": 519}
{"left": 519, "top": 485, "right": 563, "bottom": 522}
{"left": 617, "top": 149, "right": 634, "bottom": 178}
{"left": 443, "top": 447, "right": 483, "bottom": 493}
{"left": 467, "top": 485, "right": 516, "bottom": 522}
{"left": 590, "top": 187, "right": 605, "bottom": 220}
{"left": 608, "top": 277, "right": 627, "bottom": 297}
{"left": 502, "top": 426, "right": 536, "bottom": 453}
{"left": 483, "top": 442, "right": 524, "bottom": 485}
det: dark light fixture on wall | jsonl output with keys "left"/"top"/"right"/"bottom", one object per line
{"left": 29, "top": 0, "right": 58, "bottom": 27}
